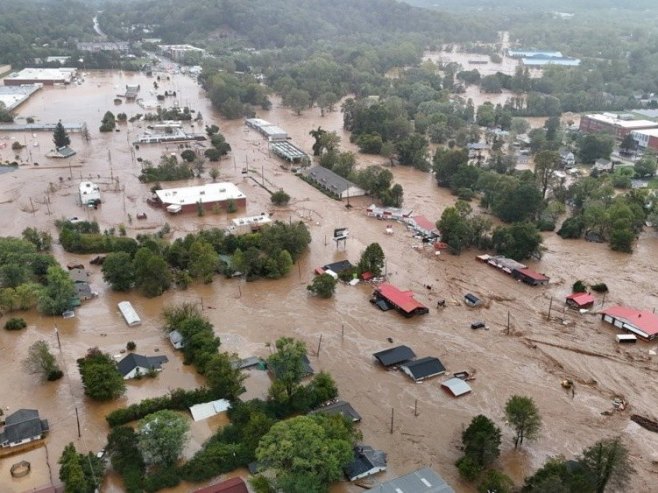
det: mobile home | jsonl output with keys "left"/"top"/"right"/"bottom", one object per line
{"left": 118, "top": 301, "right": 141, "bottom": 326}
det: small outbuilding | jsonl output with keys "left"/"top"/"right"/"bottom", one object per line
{"left": 373, "top": 345, "right": 416, "bottom": 367}
{"left": 401, "top": 357, "right": 446, "bottom": 382}
{"left": 192, "top": 477, "right": 248, "bottom": 493}
{"left": 168, "top": 330, "right": 185, "bottom": 350}
{"left": 566, "top": 292, "right": 595, "bottom": 309}
{"left": 79, "top": 181, "right": 101, "bottom": 206}
{"left": 189, "top": 399, "right": 231, "bottom": 421}
{"left": 441, "top": 377, "right": 473, "bottom": 397}
{"left": 118, "top": 301, "right": 141, "bottom": 326}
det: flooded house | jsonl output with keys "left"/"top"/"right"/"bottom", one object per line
{"left": 79, "top": 181, "right": 101, "bottom": 206}
{"left": 117, "top": 353, "right": 168, "bottom": 380}
{"left": 367, "top": 466, "right": 455, "bottom": 493}
{"left": 305, "top": 165, "right": 366, "bottom": 199}
{"left": 0, "top": 409, "right": 49, "bottom": 448}
{"left": 566, "top": 292, "right": 595, "bottom": 310}
{"left": 400, "top": 356, "right": 446, "bottom": 382}
{"left": 512, "top": 267, "right": 550, "bottom": 286}
{"left": 601, "top": 306, "right": 658, "bottom": 341}
{"left": 345, "top": 445, "right": 387, "bottom": 481}
{"left": 310, "top": 400, "right": 362, "bottom": 423}
{"left": 373, "top": 345, "right": 416, "bottom": 368}
{"left": 371, "top": 283, "right": 429, "bottom": 317}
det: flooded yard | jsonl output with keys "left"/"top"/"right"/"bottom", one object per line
{"left": 0, "top": 69, "right": 657, "bottom": 492}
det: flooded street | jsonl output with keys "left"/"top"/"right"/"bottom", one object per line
{"left": 1, "top": 69, "right": 658, "bottom": 493}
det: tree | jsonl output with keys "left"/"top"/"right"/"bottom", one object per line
{"left": 620, "top": 134, "right": 637, "bottom": 155}
{"left": 100, "top": 111, "right": 116, "bottom": 132}
{"left": 77, "top": 347, "right": 126, "bottom": 401}
{"left": 287, "top": 88, "right": 311, "bottom": 115}
{"left": 357, "top": 243, "right": 385, "bottom": 277}
{"left": 478, "top": 469, "right": 514, "bottom": 493}
{"left": 204, "top": 353, "right": 246, "bottom": 400}
{"left": 204, "top": 148, "right": 221, "bottom": 161}
{"left": 634, "top": 155, "right": 657, "bottom": 178}
{"left": 102, "top": 252, "right": 135, "bottom": 291}
{"left": 307, "top": 273, "right": 337, "bottom": 298}
{"left": 59, "top": 442, "right": 104, "bottom": 493}
{"left": 256, "top": 414, "right": 357, "bottom": 493}
{"left": 133, "top": 247, "right": 171, "bottom": 297}
{"left": 438, "top": 206, "right": 474, "bottom": 254}
{"left": 138, "top": 410, "right": 190, "bottom": 467}
{"left": 267, "top": 337, "right": 308, "bottom": 402}
{"left": 181, "top": 149, "right": 196, "bottom": 162}
{"left": 53, "top": 121, "right": 70, "bottom": 148}
{"left": 309, "top": 127, "right": 327, "bottom": 156}
{"left": 0, "top": 101, "right": 14, "bottom": 123}
{"left": 22, "top": 227, "right": 52, "bottom": 251}
{"left": 492, "top": 223, "right": 543, "bottom": 261}
{"left": 38, "top": 266, "right": 77, "bottom": 316}
{"left": 504, "top": 395, "right": 542, "bottom": 449}
{"left": 579, "top": 437, "right": 633, "bottom": 493}
{"left": 461, "top": 415, "right": 502, "bottom": 468}
{"left": 396, "top": 134, "right": 430, "bottom": 170}
{"left": 534, "top": 150, "right": 561, "bottom": 199}
{"left": 209, "top": 167, "right": 220, "bottom": 182}
{"left": 522, "top": 456, "right": 593, "bottom": 493}
{"left": 188, "top": 239, "right": 219, "bottom": 283}
{"left": 578, "top": 134, "right": 614, "bottom": 164}
{"left": 106, "top": 426, "right": 145, "bottom": 493}
{"left": 24, "top": 340, "right": 63, "bottom": 381}
{"left": 271, "top": 190, "right": 291, "bottom": 205}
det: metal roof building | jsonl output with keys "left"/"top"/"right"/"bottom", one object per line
{"left": 305, "top": 166, "right": 366, "bottom": 199}
{"left": 367, "top": 467, "right": 455, "bottom": 493}
{"left": 270, "top": 141, "right": 308, "bottom": 163}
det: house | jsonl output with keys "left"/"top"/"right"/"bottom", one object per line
{"left": 168, "top": 330, "right": 185, "bottom": 350}
{"left": 79, "top": 181, "right": 101, "bottom": 206}
{"left": 400, "top": 357, "right": 446, "bottom": 382}
{"left": 305, "top": 166, "right": 366, "bottom": 199}
{"left": 117, "top": 353, "right": 168, "bottom": 380}
{"left": 559, "top": 148, "right": 575, "bottom": 168}
{"left": 579, "top": 113, "right": 658, "bottom": 139}
{"left": 189, "top": 399, "right": 231, "bottom": 421}
{"left": 345, "top": 445, "right": 387, "bottom": 481}
{"left": 0, "top": 409, "right": 49, "bottom": 448}
{"left": 464, "top": 293, "right": 482, "bottom": 307}
{"left": 566, "top": 292, "right": 595, "bottom": 309}
{"left": 315, "top": 260, "right": 354, "bottom": 278}
{"left": 371, "top": 283, "right": 429, "bottom": 317}
{"left": 373, "top": 345, "right": 416, "bottom": 367}
{"left": 155, "top": 183, "right": 246, "bottom": 214}
{"left": 601, "top": 306, "right": 658, "bottom": 341}
{"left": 367, "top": 466, "right": 455, "bottom": 493}
{"left": 192, "top": 477, "right": 248, "bottom": 493}
{"left": 74, "top": 282, "right": 95, "bottom": 301}
{"left": 441, "top": 377, "right": 472, "bottom": 397}
{"left": 407, "top": 215, "right": 439, "bottom": 238}
{"left": 310, "top": 400, "right": 362, "bottom": 422}
{"left": 591, "top": 159, "right": 613, "bottom": 175}
{"left": 512, "top": 268, "right": 549, "bottom": 286}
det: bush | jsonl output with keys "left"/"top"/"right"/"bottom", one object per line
{"left": 572, "top": 280, "right": 587, "bottom": 293}
{"left": 127, "top": 341, "right": 136, "bottom": 351}
{"left": 591, "top": 282, "right": 609, "bottom": 293}
{"left": 4, "top": 317, "right": 27, "bottom": 330}
{"left": 271, "top": 190, "right": 291, "bottom": 206}
{"left": 226, "top": 199, "right": 238, "bottom": 213}
{"left": 180, "top": 150, "right": 196, "bottom": 162}
{"left": 558, "top": 216, "right": 585, "bottom": 239}
{"left": 457, "top": 455, "right": 483, "bottom": 481}
{"left": 537, "top": 217, "right": 556, "bottom": 232}
{"left": 47, "top": 369, "right": 64, "bottom": 381}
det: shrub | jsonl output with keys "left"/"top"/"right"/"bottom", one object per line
{"left": 271, "top": 190, "right": 291, "bottom": 206}
{"left": 47, "top": 369, "right": 64, "bottom": 381}
{"left": 572, "top": 280, "right": 587, "bottom": 293}
{"left": 4, "top": 317, "right": 27, "bottom": 330}
{"left": 591, "top": 282, "right": 609, "bottom": 293}
{"left": 457, "top": 455, "right": 483, "bottom": 481}
{"left": 226, "top": 199, "right": 238, "bottom": 213}
{"left": 127, "top": 341, "right": 136, "bottom": 351}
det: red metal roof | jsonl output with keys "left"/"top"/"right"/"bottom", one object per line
{"left": 193, "top": 477, "right": 248, "bottom": 493}
{"left": 376, "top": 283, "right": 427, "bottom": 313}
{"left": 516, "top": 267, "right": 549, "bottom": 282}
{"left": 566, "top": 292, "right": 595, "bottom": 306}
{"left": 602, "top": 306, "right": 658, "bottom": 337}
{"left": 412, "top": 215, "right": 436, "bottom": 232}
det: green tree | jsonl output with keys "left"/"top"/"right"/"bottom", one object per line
{"left": 504, "top": 395, "right": 542, "bottom": 449}
{"left": 256, "top": 414, "right": 357, "bottom": 493}
{"left": 307, "top": 273, "right": 337, "bottom": 298}
{"left": 0, "top": 101, "right": 14, "bottom": 123}
{"left": 24, "top": 339, "right": 63, "bottom": 381}
{"left": 634, "top": 155, "right": 657, "bottom": 178}
{"left": 357, "top": 242, "right": 385, "bottom": 276}
{"left": 438, "top": 206, "right": 473, "bottom": 254}
{"left": 100, "top": 111, "right": 116, "bottom": 132}
{"left": 580, "top": 437, "right": 633, "bottom": 493}
{"left": 53, "top": 121, "right": 71, "bottom": 148}
{"left": 267, "top": 337, "right": 308, "bottom": 402}
{"left": 188, "top": 239, "right": 219, "bottom": 283}
{"left": 102, "top": 252, "right": 135, "bottom": 291}
{"left": 620, "top": 134, "right": 637, "bottom": 155}
{"left": 22, "top": 227, "right": 52, "bottom": 251}
{"left": 461, "top": 415, "right": 502, "bottom": 468}
{"left": 204, "top": 148, "right": 221, "bottom": 162}
{"left": 204, "top": 353, "right": 246, "bottom": 400}
{"left": 287, "top": 88, "right": 311, "bottom": 115}
{"left": 138, "top": 410, "right": 190, "bottom": 467}
{"left": 478, "top": 469, "right": 514, "bottom": 493}
{"left": 396, "top": 133, "right": 430, "bottom": 170}
{"left": 534, "top": 150, "right": 561, "bottom": 199}
{"left": 578, "top": 134, "right": 614, "bottom": 164}
{"left": 106, "top": 426, "right": 145, "bottom": 493}
{"left": 492, "top": 223, "right": 543, "bottom": 260}
{"left": 522, "top": 456, "right": 593, "bottom": 493}
{"left": 271, "top": 190, "right": 291, "bottom": 205}
{"left": 58, "top": 442, "right": 104, "bottom": 493}
{"left": 133, "top": 247, "right": 171, "bottom": 297}
{"left": 181, "top": 149, "right": 196, "bottom": 162}
{"left": 38, "top": 266, "right": 76, "bottom": 316}
{"left": 77, "top": 347, "right": 126, "bottom": 401}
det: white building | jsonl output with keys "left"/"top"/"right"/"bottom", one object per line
{"left": 156, "top": 182, "right": 246, "bottom": 213}
{"left": 79, "top": 181, "right": 101, "bottom": 206}
{"left": 118, "top": 301, "right": 141, "bottom": 326}
{"left": 229, "top": 215, "right": 272, "bottom": 235}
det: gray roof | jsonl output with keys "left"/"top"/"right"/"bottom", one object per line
{"left": 117, "top": 353, "right": 168, "bottom": 377}
{"left": 367, "top": 467, "right": 455, "bottom": 493}
{"left": 75, "top": 282, "right": 93, "bottom": 300}
{"left": 401, "top": 357, "right": 446, "bottom": 381}
{"left": 271, "top": 141, "right": 307, "bottom": 161}
{"left": 306, "top": 166, "right": 360, "bottom": 195}
{"left": 441, "top": 377, "right": 472, "bottom": 397}
{"left": 0, "top": 409, "right": 48, "bottom": 445}
{"left": 169, "top": 330, "right": 185, "bottom": 349}
{"left": 69, "top": 268, "right": 90, "bottom": 283}
{"left": 373, "top": 345, "right": 416, "bottom": 367}
{"left": 345, "top": 445, "right": 387, "bottom": 481}
{"left": 310, "top": 400, "right": 362, "bottom": 422}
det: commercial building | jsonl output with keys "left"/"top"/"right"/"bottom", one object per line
{"left": 601, "top": 306, "right": 658, "bottom": 341}
{"left": 76, "top": 42, "right": 130, "bottom": 52}
{"left": 371, "top": 283, "right": 429, "bottom": 317}
{"left": 158, "top": 44, "right": 206, "bottom": 62}
{"left": 245, "top": 118, "right": 288, "bottom": 141}
{"left": 0, "top": 84, "right": 41, "bottom": 111}
{"left": 3, "top": 68, "right": 77, "bottom": 86}
{"left": 579, "top": 113, "right": 658, "bottom": 139}
{"left": 228, "top": 214, "right": 272, "bottom": 235}
{"left": 631, "top": 128, "right": 658, "bottom": 152}
{"left": 155, "top": 182, "right": 246, "bottom": 213}
{"left": 305, "top": 166, "right": 366, "bottom": 200}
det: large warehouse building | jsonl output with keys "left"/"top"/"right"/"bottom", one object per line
{"left": 3, "top": 68, "right": 77, "bottom": 86}
{"left": 579, "top": 113, "right": 658, "bottom": 139}
{"left": 155, "top": 183, "right": 246, "bottom": 213}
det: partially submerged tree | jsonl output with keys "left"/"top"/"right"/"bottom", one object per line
{"left": 357, "top": 242, "right": 385, "bottom": 276}
{"left": 58, "top": 442, "right": 104, "bottom": 493}
{"left": 267, "top": 337, "right": 308, "bottom": 403}
{"left": 307, "top": 273, "right": 337, "bottom": 298}
{"left": 77, "top": 347, "right": 126, "bottom": 401}
{"left": 504, "top": 395, "right": 542, "bottom": 449}
{"left": 24, "top": 340, "right": 63, "bottom": 381}
{"left": 53, "top": 121, "right": 71, "bottom": 148}
{"left": 137, "top": 410, "right": 190, "bottom": 467}
{"left": 579, "top": 437, "right": 633, "bottom": 493}
{"left": 204, "top": 353, "right": 246, "bottom": 400}
{"left": 102, "top": 252, "right": 135, "bottom": 291}
{"left": 271, "top": 190, "right": 291, "bottom": 206}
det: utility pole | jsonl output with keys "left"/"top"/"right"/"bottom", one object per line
{"left": 390, "top": 408, "right": 395, "bottom": 434}
{"left": 29, "top": 197, "right": 35, "bottom": 215}
{"left": 506, "top": 310, "right": 510, "bottom": 335}
{"left": 55, "top": 326, "right": 61, "bottom": 350}
{"left": 75, "top": 407, "right": 81, "bottom": 438}
{"left": 316, "top": 334, "right": 323, "bottom": 357}
{"left": 547, "top": 296, "right": 553, "bottom": 321}
{"left": 414, "top": 399, "right": 418, "bottom": 417}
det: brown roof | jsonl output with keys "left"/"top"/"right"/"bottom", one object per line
{"left": 193, "top": 477, "right": 248, "bottom": 493}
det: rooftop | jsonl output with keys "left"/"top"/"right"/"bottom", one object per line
{"left": 566, "top": 292, "right": 595, "bottom": 306}
{"left": 373, "top": 345, "right": 416, "bottom": 367}
{"left": 410, "top": 215, "right": 437, "bottom": 233}
{"left": 0, "top": 409, "right": 49, "bottom": 446}
{"left": 441, "top": 377, "right": 472, "bottom": 397}
{"left": 0, "top": 84, "right": 41, "bottom": 110}
{"left": 375, "top": 283, "right": 428, "bottom": 314}
{"left": 155, "top": 182, "right": 245, "bottom": 206}
{"left": 401, "top": 356, "right": 446, "bottom": 381}
{"left": 602, "top": 305, "right": 658, "bottom": 337}
{"left": 585, "top": 113, "right": 658, "bottom": 129}
{"left": 310, "top": 400, "right": 362, "bottom": 422}
{"left": 193, "top": 477, "right": 248, "bottom": 493}
{"left": 367, "top": 466, "right": 455, "bottom": 493}
{"left": 307, "top": 166, "right": 364, "bottom": 196}
{"left": 4, "top": 68, "right": 76, "bottom": 82}
{"left": 514, "top": 268, "right": 549, "bottom": 282}
{"left": 631, "top": 128, "right": 658, "bottom": 138}
{"left": 117, "top": 353, "right": 168, "bottom": 377}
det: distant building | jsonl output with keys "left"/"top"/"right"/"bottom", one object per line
{"left": 305, "top": 166, "right": 366, "bottom": 200}
{"left": 3, "top": 68, "right": 77, "bottom": 86}
{"left": 0, "top": 84, "right": 41, "bottom": 111}
{"left": 506, "top": 49, "right": 580, "bottom": 67}
{"left": 631, "top": 128, "right": 658, "bottom": 152}
{"left": 158, "top": 44, "right": 206, "bottom": 62}
{"left": 579, "top": 113, "right": 658, "bottom": 139}
{"left": 512, "top": 267, "right": 550, "bottom": 286}
{"left": 77, "top": 42, "right": 130, "bottom": 52}
{"left": 508, "top": 49, "right": 564, "bottom": 58}
{"left": 0, "top": 409, "right": 49, "bottom": 448}
{"left": 155, "top": 182, "right": 246, "bottom": 213}
{"left": 559, "top": 148, "right": 575, "bottom": 168}
{"left": 245, "top": 118, "right": 288, "bottom": 141}
{"left": 406, "top": 215, "right": 439, "bottom": 238}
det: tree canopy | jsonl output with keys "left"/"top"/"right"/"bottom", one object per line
{"left": 138, "top": 410, "right": 190, "bottom": 467}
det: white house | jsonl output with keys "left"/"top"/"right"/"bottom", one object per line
{"left": 0, "top": 409, "right": 49, "bottom": 448}
{"left": 117, "top": 353, "right": 168, "bottom": 380}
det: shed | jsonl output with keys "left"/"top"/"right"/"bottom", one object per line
{"left": 310, "top": 400, "right": 362, "bottom": 422}
{"left": 441, "top": 377, "right": 472, "bottom": 397}
{"left": 118, "top": 301, "right": 141, "bottom": 326}
{"left": 367, "top": 466, "right": 455, "bottom": 493}
{"left": 373, "top": 345, "right": 416, "bottom": 367}
{"left": 189, "top": 399, "right": 232, "bottom": 421}
{"left": 566, "top": 292, "right": 595, "bottom": 309}
{"left": 401, "top": 357, "right": 446, "bottom": 382}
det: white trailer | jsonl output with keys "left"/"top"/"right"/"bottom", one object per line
{"left": 118, "top": 301, "right": 141, "bottom": 326}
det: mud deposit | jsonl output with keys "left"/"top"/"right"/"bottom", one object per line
{"left": 0, "top": 68, "right": 657, "bottom": 493}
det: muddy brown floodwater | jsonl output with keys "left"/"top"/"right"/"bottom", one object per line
{"left": 1, "top": 68, "right": 658, "bottom": 493}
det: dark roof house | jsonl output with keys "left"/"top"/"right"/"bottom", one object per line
{"left": 117, "top": 353, "right": 169, "bottom": 379}
{"left": 310, "top": 400, "right": 362, "bottom": 422}
{"left": 367, "top": 466, "right": 455, "bottom": 493}
{"left": 345, "top": 445, "right": 387, "bottom": 481}
{"left": 373, "top": 345, "right": 416, "bottom": 367}
{"left": 0, "top": 409, "right": 49, "bottom": 448}
{"left": 401, "top": 357, "right": 446, "bottom": 382}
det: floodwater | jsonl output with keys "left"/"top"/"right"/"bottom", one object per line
{"left": 1, "top": 67, "right": 658, "bottom": 493}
